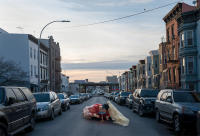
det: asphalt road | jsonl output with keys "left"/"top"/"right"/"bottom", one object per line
{"left": 18, "top": 96, "right": 176, "bottom": 136}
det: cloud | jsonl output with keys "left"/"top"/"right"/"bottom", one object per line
{"left": 61, "top": 59, "right": 138, "bottom": 70}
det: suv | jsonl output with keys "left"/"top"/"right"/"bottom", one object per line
{"left": 132, "top": 89, "right": 159, "bottom": 116}
{"left": 0, "top": 86, "right": 36, "bottom": 136}
{"left": 33, "top": 92, "right": 62, "bottom": 120}
{"left": 116, "top": 91, "right": 132, "bottom": 105}
{"left": 155, "top": 89, "right": 200, "bottom": 133}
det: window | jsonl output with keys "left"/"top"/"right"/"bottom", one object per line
{"left": 149, "top": 63, "right": 151, "bottom": 71}
{"left": 31, "top": 65, "right": 33, "bottom": 76}
{"left": 0, "top": 88, "right": 5, "bottom": 104}
{"left": 34, "top": 49, "right": 36, "bottom": 59}
{"left": 167, "top": 28, "right": 170, "bottom": 42}
{"left": 34, "top": 66, "right": 36, "bottom": 76}
{"left": 160, "top": 92, "right": 167, "bottom": 101}
{"left": 186, "top": 31, "right": 193, "bottom": 46}
{"left": 182, "top": 57, "right": 185, "bottom": 74}
{"left": 12, "top": 88, "right": 26, "bottom": 102}
{"left": 21, "top": 88, "right": 34, "bottom": 100}
{"left": 180, "top": 33, "right": 184, "bottom": 47}
{"left": 6, "top": 89, "right": 17, "bottom": 104}
{"left": 188, "top": 56, "right": 194, "bottom": 74}
{"left": 173, "top": 67, "right": 176, "bottom": 83}
{"left": 30, "top": 47, "right": 32, "bottom": 58}
{"left": 171, "top": 24, "right": 174, "bottom": 39}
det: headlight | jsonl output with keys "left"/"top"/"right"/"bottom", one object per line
{"left": 182, "top": 107, "right": 194, "bottom": 114}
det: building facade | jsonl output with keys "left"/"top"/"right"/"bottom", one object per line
{"left": 61, "top": 74, "right": 69, "bottom": 92}
{"left": 145, "top": 56, "right": 152, "bottom": 88}
{"left": 163, "top": 2, "right": 195, "bottom": 89}
{"left": 137, "top": 60, "right": 146, "bottom": 89}
{"left": 106, "top": 75, "right": 118, "bottom": 83}
{"left": 177, "top": 7, "right": 200, "bottom": 91}
{"left": 41, "top": 36, "right": 62, "bottom": 92}
{"left": 0, "top": 34, "right": 39, "bottom": 92}
{"left": 149, "top": 50, "right": 160, "bottom": 89}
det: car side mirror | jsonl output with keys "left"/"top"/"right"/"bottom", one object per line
{"left": 7, "top": 97, "right": 15, "bottom": 105}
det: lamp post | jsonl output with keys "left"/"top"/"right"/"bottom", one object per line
{"left": 38, "top": 20, "right": 70, "bottom": 92}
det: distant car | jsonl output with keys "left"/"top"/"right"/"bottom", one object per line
{"left": 33, "top": 92, "right": 62, "bottom": 120}
{"left": 116, "top": 91, "right": 132, "bottom": 105}
{"left": 70, "top": 95, "right": 81, "bottom": 104}
{"left": 113, "top": 92, "right": 119, "bottom": 101}
{"left": 126, "top": 94, "right": 133, "bottom": 109}
{"left": 132, "top": 89, "right": 159, "bottom": 116}
{"left": 57, "top": 93, "right": 70, "bottom": 111}
{"left": 155, "top": 89, "right": 200, "bottom": 133}
{"left": 0, "top": 86, "right": 36, "bottom": 136}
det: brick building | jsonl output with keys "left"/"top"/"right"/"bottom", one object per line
{"left": 163, "top": 2, "right": 195, "bottom": 89}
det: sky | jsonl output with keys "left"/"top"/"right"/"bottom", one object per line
{"left": 0, "top": 0, "right": 193, "bottom": 82}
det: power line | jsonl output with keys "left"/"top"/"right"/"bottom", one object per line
{"left": 69, "top": 0, "right": 182, "bottom": 28}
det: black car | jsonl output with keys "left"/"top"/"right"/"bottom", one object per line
{"left": 155, "top": 89, "right": 200, "bottom": 133}
{"left": 0, "top": 86, "right": 36, "bottom": 136}
{"left": 116, "top": 92, "right": 132, "bottom": 105}
{"left": 132, "top": 89, "right": 159, "bottom": 116}
{"left": 69, "top": 95, "right": 81, "bottom": 104}
{"left": 126, "top": 94, "right": 133, "bottom": 109}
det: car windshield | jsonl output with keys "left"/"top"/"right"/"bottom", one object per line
{"left": 140, "top": 90, "right": 159, "bottom": 97}
{"left": 70, "top": 95, "right": 78, "bottom": 98}
{"left": 121, "top": 92, "right": 131, "bottom": 97}
{"left": 173, "top": 92, "right": 200, "bottom": 103}
{"left": 58, "top": 94, "right": 65, "bottom": 99}
{"left": 0, "top": 88, "right": 4, "bottom": 104}
{"left": 33, "top": 93, "right": 50, "bottom": 102}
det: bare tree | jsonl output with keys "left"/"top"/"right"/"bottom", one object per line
{"left": 0, "top": 57, "right": 28, "bottom": 86}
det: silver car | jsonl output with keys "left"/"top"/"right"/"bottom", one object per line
{"left": 33, "top": 92, "right": 62, "bottom": 120}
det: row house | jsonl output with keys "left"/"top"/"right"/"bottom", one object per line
{"left": 137, "top": 60, "right": 146, "bottom": 89}
{"left": 177, "top": 6, "right": 200, "bottom": 91}
{"left": 41, "top": 36, "right": 62, "bottom": 92}
{"left": 145, "top": 56, "right": 152, "bottom": 88}
{"left": 149, "top": 50, "right": 160, "bottom": 89}
{"left": 162, "top": 2, "right": 195, "bottom": 89}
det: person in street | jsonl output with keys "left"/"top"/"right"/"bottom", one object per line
{"left": 83, "top": 103, "right": 110, "bottom": 121}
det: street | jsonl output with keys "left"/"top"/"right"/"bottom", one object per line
{"left": 19, "top": 96, "right": 174, "bottom": 136}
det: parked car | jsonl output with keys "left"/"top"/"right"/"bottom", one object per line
{"left": 33, "top": 92, "right": 62, "bottom": 120}
{"left": 113, "top": 92, "right": 119, "bottom": 102}
{"left": 155, "top": 89, "right": 200, "bottom": 133}
{"left": 70, "top": 95, "right": 81, "bottom": 104}
{"left": 116, "top": 91, "right": 132, "bottom": 105}
{"left": 0, "top": 86, "right": 36, "bottom": 136}
{"left": 126, "top": 94, "right": 133, "bottom": 109}
{"left": 57, "top": 93, "right": 70, "bottom": 111}
{"left": 132, "top": 89, "right": 159, "bottom": 116}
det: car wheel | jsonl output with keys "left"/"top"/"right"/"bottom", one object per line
{"left": 50, "top": 110, "right": 55, "bottom": 120}
{"left": 138, "top": 105, "right": 144, "bottom": 117}
{"left": 26, "top": 113, "right": 35, "bottom": 132}
{"left": 174, "top": 114, "right": 181, "bottom": 133}
{"left": 156, "top": 110, "right": 161, "bottom": 123}
{"left": 0, "top": 123, "right": 7, "bottom": 136}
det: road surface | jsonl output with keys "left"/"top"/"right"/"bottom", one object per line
{"left": 18, "top": 96, "right": 176, "bottom": 136}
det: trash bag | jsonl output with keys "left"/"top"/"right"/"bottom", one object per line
{"left": 107, "top": 101, "right": 130, "bottom": 127}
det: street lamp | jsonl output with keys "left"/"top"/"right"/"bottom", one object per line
{"left": 38, "top": 20, "right": 70, "bottom": 92}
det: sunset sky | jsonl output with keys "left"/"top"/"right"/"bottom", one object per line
{"left": 0, "top": 0, "right": 193, "bottom": 82}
